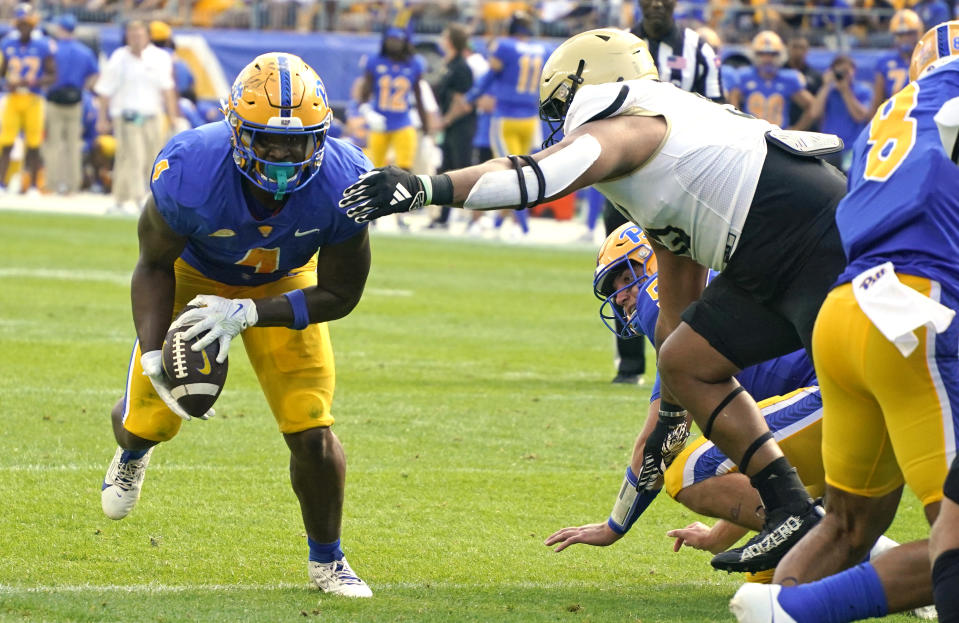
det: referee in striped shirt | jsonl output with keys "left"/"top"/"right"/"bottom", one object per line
{"left": 630, "top": 0, "right": 724, "bottom": 101}
{"left": 602, "top": 0, "right": 725, "bottom": 385}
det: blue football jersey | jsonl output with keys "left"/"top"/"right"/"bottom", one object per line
{"left": 1, "top": 31, "right": 54, "bottom": 94}
{"left": 488, "top": 38, "right": 546, "bottom": 118}
{"left": 873, "top": 52, "right": 910, "bottom": 101}
{"left": 362, "top": 53, "right": 425, "bottom": 131}
{"left": 150, "top": 121, "right": 370, "bottom": 286}
{"left": 836, "top": 61, "right": 959, "bottom": 289}
{"left": 736, "top": 66, "right": 805, "bottom": 128}
{"left": 632, "top": 271, "right": 817, "bottom": 403}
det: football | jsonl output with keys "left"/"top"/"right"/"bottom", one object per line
{"left": 161, "top": 306, "right": 229, "bottom": 418}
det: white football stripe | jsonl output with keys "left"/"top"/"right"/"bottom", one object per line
{"left": 170, "top": 383, "right": 221, "bottom": 399}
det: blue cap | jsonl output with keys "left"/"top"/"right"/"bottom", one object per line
{"left": 55, "top": 13, "right": 76, "bottom": 32}
{"left": 14, "top": 3, "right": 33, "bottom": 19}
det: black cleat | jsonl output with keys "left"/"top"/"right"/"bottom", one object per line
{"left": 612, "top": 373, "right": 644, "bottom": 385}
{"left": 711, "top": 503, "right": 824, "bottom": 573}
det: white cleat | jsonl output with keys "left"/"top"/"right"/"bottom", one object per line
{"left": 309, "top": 557, "right": 372, "bottom": 597}
{"left": 101, "top": 447, "right": 153, "bottom": 520}
{"left": 729, "top": 584, "right": 798, "bottom": 623}
{"left": 911, "top": 604, "right": 938, "bottom": 620}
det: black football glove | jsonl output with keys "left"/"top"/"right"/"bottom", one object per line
{"left": 339, "top": 166, "right": 426, "bottom": 223}
{"left": 635, "top": 410, "right": 690, "bottom": 489}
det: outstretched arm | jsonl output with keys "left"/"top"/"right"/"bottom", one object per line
{"left": 545, "top": 396, "right": 676, "bottom": 553}
{"left": 340, "top": 114, "right": 666, "bottom": 222}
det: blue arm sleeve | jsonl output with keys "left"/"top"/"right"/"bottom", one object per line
{"left": 467, "top": 70, "right": 495, "bottom": 103}
{"left": 607, "top": 465, "right": 663, "bottom": 535}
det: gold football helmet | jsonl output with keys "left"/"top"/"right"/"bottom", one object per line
{"left": 225, "top": 52, "right": 332, "bottom": 198}
{"left": 752, "top": 31, "right": 785, "bottom": 56}
{"left": 594, "top": 223, "right": 658, "bottom": 339}
{"left": 890, "top": 9, "right": 923, "bottom": 34}
{"left": 910, "top": 21, "right": 959, "bottom": 81}
{"left": 539, "top": 29, "right": 657, "bottom": 146}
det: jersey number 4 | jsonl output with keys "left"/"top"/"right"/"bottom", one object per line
{"left": 864, "top": 81, "right": 919, "bottom": 182}
{"left": 236, "top": 247, "right": 280, "bottom": 273}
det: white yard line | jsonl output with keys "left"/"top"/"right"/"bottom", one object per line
{"left": 0, "top": 579, "right": 640, "bottom": 594}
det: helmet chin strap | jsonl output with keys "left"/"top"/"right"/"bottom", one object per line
{"left": 265, "top": 163, "right": 296, "bottom": 199}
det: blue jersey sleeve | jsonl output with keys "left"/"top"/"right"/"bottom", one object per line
{"left": 783, "top": 69, "right": 805, "bottom": 98}
{"left": 413, "top": 55, "right": 426, "bottom": 81}
{"left": 316, "top": 139, "right": 372, "bottom": 244}
{"left": 149, "top": 132, "right": 209, "bottom": 237}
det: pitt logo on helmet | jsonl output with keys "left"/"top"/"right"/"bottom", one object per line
{"left": 539, "top": 29, "right": 658, "bottom": 147}
{"left": 225, "top": 52, "right": 332, "bottom": 199}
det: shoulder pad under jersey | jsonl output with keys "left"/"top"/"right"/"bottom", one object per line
{"left": 564, "top": 81, "right": 634, "bottom": 134}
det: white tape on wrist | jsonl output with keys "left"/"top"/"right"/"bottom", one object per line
{"left": 609, "top": 467, "right": 639, "bottom": 530}
{"left": 463, "top": 134, "right": 601, "bottom": 210}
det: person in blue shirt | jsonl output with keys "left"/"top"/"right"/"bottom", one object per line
{"left": 868, "top": 9, "right": 922, "bottom": 118}
{"left": 97, "top": 53, "right": 375, "bottom": 598}
{"left": 45, "top": 13, "right": 98, "bottom": 194}
{"left": 732, "top": 21, "right": 959, "bottom": 623}
{"left": 730, "top": 31, "right": 816, "bottom": 130}
{"left": 812, "top": 54, "right": 871, "bottom": 172}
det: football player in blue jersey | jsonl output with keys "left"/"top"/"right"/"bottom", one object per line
{"left": 478, "top": 11, "right": 546, "bottom": 238}
{"left": 98, "top": 53, "right": 374, "bottom": 597}
{"left": 868, "top": 9, "right": 923, "bottom": 119}
{"left": 357, "top": 19, "right": 429, "bottom": 173}
{"left": 545, "top": 226, "right": 822, "bottom": 574}
{"left": 730, "top": 31, "right": 816, "bottom": 131}
{"left": 731, "top": 21, "right": 959, "bottom": 623}
{"left": 0, "top": 3, "right": 56, "bottom": 194}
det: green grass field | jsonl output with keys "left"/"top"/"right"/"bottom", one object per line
{"left": 0, "top": 211, "right": 930, "bottom": 622}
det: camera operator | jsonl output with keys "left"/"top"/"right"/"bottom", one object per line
{"left": 812, "top": 55, "right": 872, "bottom": 172}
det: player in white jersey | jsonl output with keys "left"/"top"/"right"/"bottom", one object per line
{"left": 339, "top": 29, "right": 848, "bottom": 574}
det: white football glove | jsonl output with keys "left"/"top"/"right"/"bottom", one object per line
{"left": 140, "top": 349, "right": 213, "bottom": 421}
{"left": 179, "top": 294, "right": 258, "bottom": 363}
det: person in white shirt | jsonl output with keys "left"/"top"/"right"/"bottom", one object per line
{"left": 94, "top": 20, "right": 178, "bottom": 213}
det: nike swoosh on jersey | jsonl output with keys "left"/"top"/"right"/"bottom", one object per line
{"left": 294, "top": 228, "right": 321, "bottom": 237}
{"left": 197, "top": 350, "right": 211, "bottom": 375}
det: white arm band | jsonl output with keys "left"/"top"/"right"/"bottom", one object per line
{"left": 463, "top": 134, "right": 602, "bottom": 210}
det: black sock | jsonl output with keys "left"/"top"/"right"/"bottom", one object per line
{"left": 933, "top": 548, "right": 959, "bottom": 623}
{"left": 749, "top": 456, "right": 812, "bottom": 517}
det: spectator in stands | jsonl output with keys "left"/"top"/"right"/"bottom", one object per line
{"left": 730, "top": 31, "right": 816, "bottom": 130}
{"left": 811, "top": 54, "right": 871, "bottom": 172}
{"left": 428, "top": 23, "right": 476, "bottom": 230}
{"left": 0, "top": 4, "right": 56, "bottom": 195}
{"left": 45, "top": 13, "right": 98, "bottom": 195}
{"left": 783, "top": 35, "right": 822, "bottom": 129}
{"left": 94, "top": 20, "right": 177, "bottom": 214}
{"left": 869, "top": 9, "right": 922, "bottom": 117}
